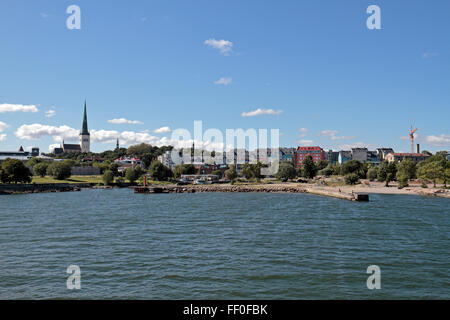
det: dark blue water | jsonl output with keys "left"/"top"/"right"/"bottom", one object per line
{"left": 0, "top": 189, "right": 449, "bottom": 299}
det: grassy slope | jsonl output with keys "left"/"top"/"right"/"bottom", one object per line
{"left": 31, "top": 175, "right": 103, "bottom": 184}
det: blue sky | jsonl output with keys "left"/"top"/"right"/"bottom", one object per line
{"left": 0, "top": 0, "right": 449, "bottom": 153}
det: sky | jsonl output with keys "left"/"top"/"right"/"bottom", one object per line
{"left": 0, "top": 0, "right": 449, "bottom": 153}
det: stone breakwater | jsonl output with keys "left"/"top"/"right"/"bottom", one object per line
{"left": 0, "top": 183, "right": 85, "bottom": 195}
{"left": 134, "top": 184, "right": 368, "bottom": 201}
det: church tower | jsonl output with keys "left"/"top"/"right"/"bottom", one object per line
{"left": 79, "top": 101, "right": 90, "bottom": 153}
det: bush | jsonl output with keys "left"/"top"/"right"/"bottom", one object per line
{"left": 276, "top": 162, "right": 297, "bottom": 182}
{"left": 318, "top": 166, "right": 334, "bottom": 177}
{"left": 102, "top": 170, "right": 114, "bottom": 186}
{"left": 367, "top": 167, "right": 378, "bottom": 181}
{"left": 345, "top": 173, "right": 359, "bottom": 185}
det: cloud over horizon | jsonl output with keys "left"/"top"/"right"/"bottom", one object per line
{"left": 424, "top": 134, "right": 450, "bottom": 147}
{"left": 0, "top": 103, "right": 39, "bottom": 113}
{"left": 320, "top": 129, "right": 355, "bottom": 141}
{"left": 154, "top": 126, "right": 171, "bottom": 134}
{"left": 108, "top": 118, "right": 144, "bottom": 125}
{"left": 241, "top": 108, "right": 283, "bottom": 117}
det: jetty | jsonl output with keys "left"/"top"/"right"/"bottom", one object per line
{"left": 134, "top": 184, "right": 369, "bottom": 201}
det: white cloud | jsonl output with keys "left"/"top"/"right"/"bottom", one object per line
{"left": 48, "top": 143, "right": 60, "bottom": 152}
{"left": 40, "top": 13, "right": 51, "bottom": 18}
{"left": 424, "top": 134, "right": 450, "bottom": 147}
{"left": 241, "top": 108, "right": 283, "bottom": 117}
{"left": 204, "top": 39, "right": 233, "bottom": 55}
{"left": 0, "top": 103, "right": 39, "bottom": 113}
{"left": 0, "top": 134, "right": 6, "bottom": 141}
{"left": 298, "top": 139, "right": 314, "bottom": 146}
{"left": 15, "top": 124, "right": 78, "bottom": 142}
{"left": 320, "top": 129, "right": 354, "bottom": 141}
{"left": 320, "top": 130, "right": 339, "bottom": 137}
{"left": 45, "top": 109, "right": 56, "bottom": 118}
{"left": 154, "top": 126, "right": 171, "bottom": 134}
{"left": 299, "top": 128, "right": 308, "bottom": 133}
{"left": 214, "top": 77, "right": 232, "bottom": 85}
{"left": 0, "top": 121, "right": 9, "bottom": 132}
{"left": 108, "top": 118, "right": 144, "bottom": 125}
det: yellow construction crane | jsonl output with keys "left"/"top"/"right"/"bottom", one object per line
{"left": 409, "top": 126, "right": 418, "bottom": 153}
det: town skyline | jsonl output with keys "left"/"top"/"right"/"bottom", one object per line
{"left": 1, "top": 1, "right": 449, "bottom": 153}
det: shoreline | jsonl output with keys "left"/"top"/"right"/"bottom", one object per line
{"left": 1, "top": 181, "right": 449, "bottom": 200}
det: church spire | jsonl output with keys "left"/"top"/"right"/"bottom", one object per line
{"left": 81, "top": 100, "right": 89, "bottom": 135}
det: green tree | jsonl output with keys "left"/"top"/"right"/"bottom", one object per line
{"left": 316, "top": 160, "right": 329, "bottom": 171}
{"left": 417, "top": 161, "right": 443, "bottom": 187}
{"left": 211, "top": 170, "right": 223, "bottom": 178}
{"left": 397, "top": 158, "right": 416, "bottom": 180}
{"left": 318, "top": 165, "right": 334, "bottom": 177}
{"left": 367, "top": 167, "right": 378, "bottom": 181}
{"left": 102, "top": 170, "right": 114, "bottom": 186}
{"left": 377, "top": 161, "right": 397, "bottom": 187}
{"left": 225, "top": 165, "right": 238, "bottom": 182}
{"left": 276, "top": 162, "right": 297, "bottom": 182}
{"left": 26, "top": 157, "right": 42, "bottom": 168}
{"left": 345, "top": 173, "right": 359, "bottom": 185}
{"left": 0, "top": 159, "right": 32, "bottom": 184}
{"left": 47, "top": 161, "right": 72, "bottom": 180}
{"left": 240, "top": 163, "right": 254, "bottom": 179}
{"left": 33, "top": 162, "right": 50, "bottom": 177}
{"left": 125, "top": 168, "right": 137, "bottom": 184}
{"left": 341, "top": 160, "right": 362, "bottom": 176}
{"left": 149, "top": 161, "right": 172, "bottom": 181}
{"left": 302, "top": 156, "right": 317, "bottom": 179}
{"left": 397, "top": 173, "right": 409, "bottom": 189}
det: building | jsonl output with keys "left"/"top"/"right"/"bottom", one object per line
{"left": 79, "top": 101, "right": 90, "bottom": 153}
{"left": 376, "top": 148, "right": 395, "bottom": 161}
{"left": 447, "top": 152, "right": 450, "bottom": 161}
{"left": 295, "top": 146, "right": 325, "bottom": 168}
{"left": 0, "top": 146, "right": 39, "bottom": 163}
{"left": 338, "top": 151, "right": 352, "bottom": 164}
{"left": 367, "top": 150, "right": 379, "bottom": 164}
{"left": 114, "top": 157, "right": 143, "bottom": 166}
{"left": 351, "top": 148, "right": 368, "bottom": 162}
{"left": 385, "top": 153, "right": 430, "bottom": 164}
{"left": 325, "top": 150, "right": 339, "bottom": 164}
{"left": 279, "top": 148, "right": 296, "bottom": 164}
{"left": 52, "top": 101, "right": 90, "bottom": 154}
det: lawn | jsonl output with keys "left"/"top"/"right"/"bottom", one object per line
{"left": 31, "top": 175, "right": 103, "bottom": 184}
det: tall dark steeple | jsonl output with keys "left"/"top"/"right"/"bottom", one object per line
{"left": 79, "top": 100, "right": 91, "bottom": 153}
{"left": 81, "top": 100, "right": 90, "bottom": 136}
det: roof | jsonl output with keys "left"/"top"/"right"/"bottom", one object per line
{"left": 80, "top": 101, "right": 90, "bottom": 135}
{"left": 63, "top": 144, "right": 81, "bottom": 151}
{"left": 391, "top": 153, "right": 430, "bottom": 157}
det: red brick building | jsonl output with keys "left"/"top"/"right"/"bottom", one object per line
{"left": 295, "top": 146, "right": 325, "bottom": 168}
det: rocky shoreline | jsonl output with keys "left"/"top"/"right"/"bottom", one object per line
{"left": 134, "top": 184, "right": 367, "bottom": 201}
